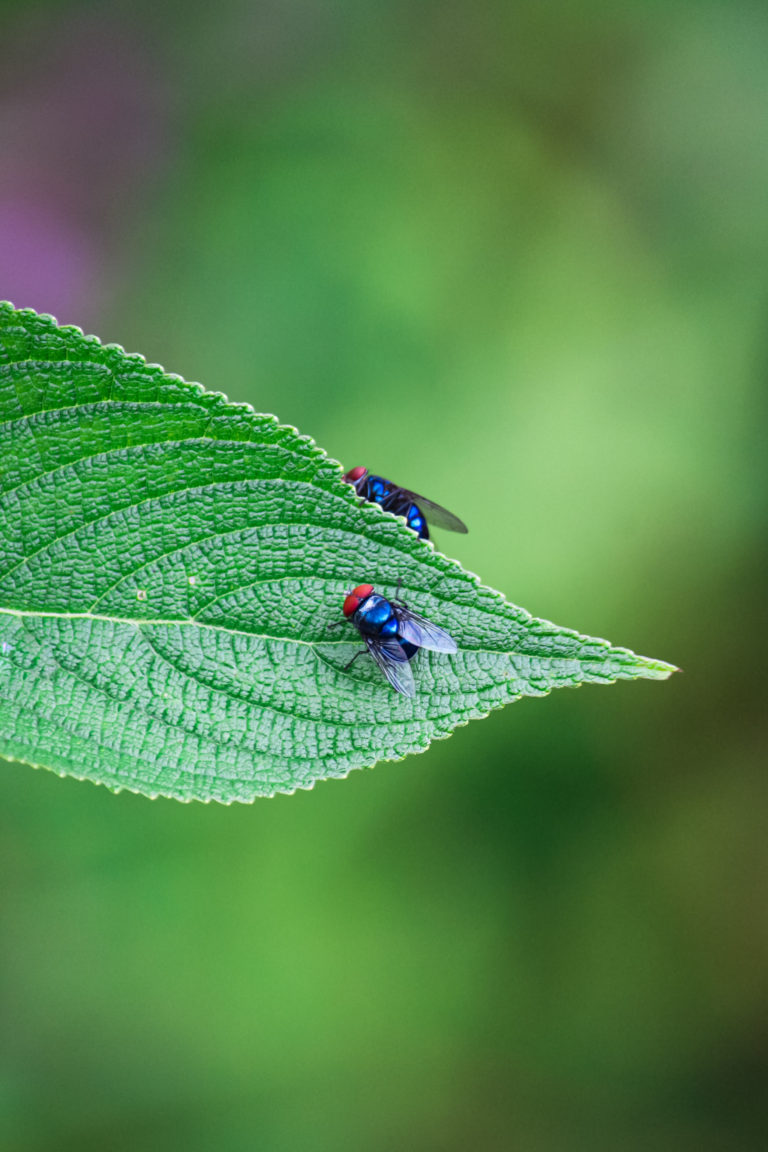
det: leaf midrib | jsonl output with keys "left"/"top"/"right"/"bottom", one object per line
{"left": 0, "top": 605, "right": 346, "bottom": 648}
{"left": 0, "top": 605, "right": 644, "bottom": 677}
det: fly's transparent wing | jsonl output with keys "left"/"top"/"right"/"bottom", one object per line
{"left": 403, "top": 492, "right": 468, "bottom": 534}
{"left": 393, "top": 605, "right": 458, "bottom": 654}
{"left": 365, "top": 636, "right": 416, "bottom": 697}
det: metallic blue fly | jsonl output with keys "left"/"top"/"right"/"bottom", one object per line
{"left": 343, "top": 467, "right": 468, "bottom": 541}
{"left": 332, "top": 583, "right": 457, "bottom": 697}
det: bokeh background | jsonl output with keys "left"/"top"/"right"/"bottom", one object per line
{"left": 1, "top": 1, "right": 766, "bottom": 1149}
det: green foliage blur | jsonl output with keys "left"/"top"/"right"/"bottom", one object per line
{"left": 1, "top": 1, "right": 766, "bottom": 1149}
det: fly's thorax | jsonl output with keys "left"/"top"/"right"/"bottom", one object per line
{"left": 366, "top": 475, "right": 393, "bottom": 503}
{"left": 354, "top": 593, "right": 398, "bottom": 637}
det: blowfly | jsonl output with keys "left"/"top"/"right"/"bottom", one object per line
{"left": 334, "top": 583, "right": 457, "bottom": 697}
{"left": 343, "top": 467, "right": 468, "bottom": 541}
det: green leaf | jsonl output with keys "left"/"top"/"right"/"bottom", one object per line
{"left": 0, "top": 303, "right": 675, "bottom": 802}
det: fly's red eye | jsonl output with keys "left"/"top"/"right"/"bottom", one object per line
{"left": 344, "top": 466, "right": 367, "bottom": 483}
{"left": 343, "top": 584, "right": 374, "bottom": 617}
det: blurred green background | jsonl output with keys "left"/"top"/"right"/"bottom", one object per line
{"left": 1, "top": 1, "right": 766, "bottom": 1149}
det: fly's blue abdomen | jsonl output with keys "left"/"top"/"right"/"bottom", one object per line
{"left": 405, "top": 503, "right": 427, "bottom": 539}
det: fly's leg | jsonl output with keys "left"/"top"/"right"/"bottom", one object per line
{"left": 343, "top": 649, "right": 368, "bottom": 672}
{"left": 393, "top": 576, "right": 409, "bottom": 608}
{"left": 323, "top": 623, "right": 367, "bottom": 675}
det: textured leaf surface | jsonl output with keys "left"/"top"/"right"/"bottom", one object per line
{"left": 0, "top": 303, "right": 675, "bottom": 801}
